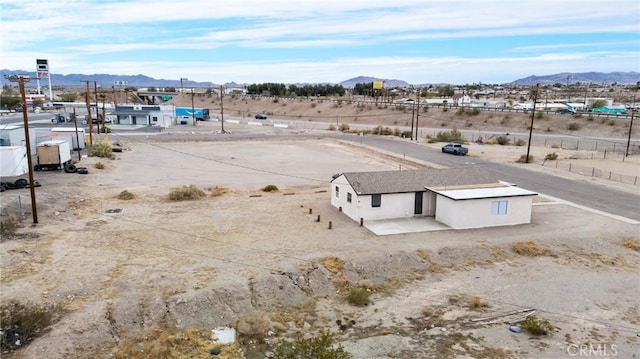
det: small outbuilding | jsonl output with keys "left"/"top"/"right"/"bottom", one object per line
{"left": 330, "top": 168, "right": 537, "bottom": 230}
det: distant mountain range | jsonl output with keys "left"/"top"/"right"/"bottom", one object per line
{"left": 1, "top": 70, "right": 637, "bottom": 88}
{"left": 511, "top": 72, "right": 640, "bottom": 86}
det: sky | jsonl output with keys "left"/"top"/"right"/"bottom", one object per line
{"left": 0, "top": 0, "right": 639, "bottom": 85}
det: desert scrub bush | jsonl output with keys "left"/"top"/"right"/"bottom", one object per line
{"left": 272, "top": 98, "right": 279, "bottom": 103}
{"left": 1, "top": 300, "right": 62, "bottom": 352}
{"left": 607, "top": 119, "right": 616, "bottom": 126}
{"left": 567, "top": 122, "right": 581, "bottom": 131}
{"left": 514, "top": 138, "right": 526, "bottom": 146}
{"left": 400, "top": 130, "right": 412, "bottom": 138}
{"left": 168, "top": 185, "right": 205, "bottom": 201}
{"left": 510, "top": 241, "right": 551, "bottom": 256}
{"left": 118, "top": 190, "right": 135, "bottom": 200}
{"left": 468, "top": 296, "right": 490, "bottom": 310}
{"left": 545, "top": 152, "right": 558, "bottom": 160}
{"left": 0, "top": 217, "right": 18, "bottom": 238}
{"left": 432, "top": 128, "right": 465, "bottom": 143}
{"left": 310, "top": 103, "right": 317, "bottom": 108}
{"left": 496, "top": 135, "right": 510, "bottom": 145}
{"left": 338, "top": 123, "right": 350, "bottom": 132}
{"left": 520, "top": 315, "right": 555, "bottom": 336}
{"left": 273, "top": 331, "right": 352, "bottom": 359}
{"left": 87, "top": 143, "right": 113, "bottom": 158}
{"left": 346, "top": 287, "right": 371, "bottom": 306}
{"left": 101, "top": 126, "right": 111, "bottom": 133}
{"left": 210, "top": 186, "right": 229, "bottom": 197}
{"left": 262, "top": 184, "right": 279, "bottom": 192}
{"left": 327, "top": 124, "right": 336, "bottom": 131}
{"left": 621, "top": 239, "right": 640, "bottom": 251}
{"left": 516, "top": 154, "right": 534, "bottom": 163}
{"left": 94, "top": 162, "right": 104, "bottom": 169}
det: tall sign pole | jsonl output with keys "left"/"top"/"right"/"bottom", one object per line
{"left": 36, "top": 59, "right": 49, "bottom": 97}
{"left": 6, "top": 75, "right": 38, "bottom": 223}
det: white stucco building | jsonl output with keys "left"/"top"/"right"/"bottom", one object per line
{"left": 331, "top": 168, "right": 537, "bottom": 230}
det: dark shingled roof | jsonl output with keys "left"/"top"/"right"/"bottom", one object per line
{"left": 338, "top": 167, "right": 499, "bottom": 195}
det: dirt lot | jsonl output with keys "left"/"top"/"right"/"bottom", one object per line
{"left": 1, "top": 119, "right": 639, "bottom": 358}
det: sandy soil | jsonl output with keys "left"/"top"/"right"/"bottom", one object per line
{"left": 0, "top": 121, "right": 638, "bottom": 358}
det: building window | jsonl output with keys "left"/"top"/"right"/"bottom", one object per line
{"left": 371, "top": 194, "right": 381, "bottom": 208}
{"left": 347, "top": 192, "right": 352, "bottom": 203}
{"left": 491, "top": 200, "right": 508, "bottom": 215}
{"left": 152, "top": 116, "right": 158, "bottom": 122}
{"left": 335, "top": 186, "right": 339, "bottom": 198}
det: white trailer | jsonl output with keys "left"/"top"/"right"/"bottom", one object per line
{"left": 50, "top": 128, "right": 86, "bottom": 150}
{"left": 35, "top": 140, "right": 72, "bottom": 171}
{"left": 0, "top": 146, "right": 28, "bottom": 177}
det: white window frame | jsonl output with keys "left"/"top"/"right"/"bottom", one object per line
{"left": 491, "top": 200, "right": 508, "bottom": 215}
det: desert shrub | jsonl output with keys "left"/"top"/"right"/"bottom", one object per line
{"left": 168, "top": 185, "right": 205, "bottom": 201}
{"left": 210, "top": 186, "right": 229, "bottom": 197}
{"left": 433, "top": 128, "right": 465, "bottom": 143}
{"left": 273, "top": 331, "right": 351, "bottom": 359}
{"left": 0, "top": 217, "right": 18, "bottom": 238}
{"left": 327, "top": 124, "right": 336, "bottom": 131}
{"left": 455, "top": 108, "right": 465, "bottom": 115}
{"left": 621, "top": 239, "right": 640, "bottom": 251}
{"left": 393, "top": 128, "right": 401, "bottom": 136}
{"left": 536, "top": 111, "right": 544, "bottom": 119}
{"left": 520, "top": 315, "right": 554, "bottom": 336}
{"left": 94, "top": 162, "right": 104, "bottom": 169}
{"left": 346, "top": 287, "right": 371, "bottom": 306}
{"left": 310, "top": 103, "right": 317, "bottom": 108}
{"left": 586, "top": 115, "right": 594, "bottom": 122}
{"left": 272, "top": 98, "right": 279, "bottom": 103}
{"left": 567, "top": 122, "right": 580, "bottom": 131}
{"left": 0, "top": 300, "right": 61, "bottom": 352}
{"left": 468, "top": 296, "right": 490, "bottom": 309}
{"left": 545, "top": 152, "right": 558, "bottom": 160}
{"left": 607, "top": 119, "right": 616, "bottom": 126}
{"left": 87, "top": 143, "right": 113, "bottom": 158}
{"left": 262, "top": 184, "right": 279, "bottom": 192}
{"left": 516, "top": 154, "right": 534, "bottom": 163}
{"left": 118, "top": 190, "right": 135, "bottom": 200}
{"left": 338, "top": 123, "right": 350, "bottom": 132}
{"left": 101, "top": 126, "right": 111, "bottom": 133}
{"left": 496, "top": 135, "right": 510, "bottom": 145}
{"left": 514, "top": 138, "right": 526, "bottom": 146}
{"left": 511, "top": 241, "right": 550, "bottom": 256}
{"left": 469, "top": 108, "right": 480, "bottom": 115}
{"left": 400, "top": 130, "right": 412, "bottom": 138}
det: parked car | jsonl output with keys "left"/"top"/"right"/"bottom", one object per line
{"left": 255, "top": 113, "right": 267, "bottom": 120}
{"left": 441, "top": 143, "right": 468, "bottom": 156}
{"left": 556, "top": 108, "right": 575, "bottom": 115}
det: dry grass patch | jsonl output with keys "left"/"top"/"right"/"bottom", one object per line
{"left": 510, "top": 241, "right": 552, "bottom": 256}
{"left": 621, "top": 239, "right": 640, "bottom": 252}
{"left": 113, "top": 325, "right": 243, "bottom": 359}
{"left": 332, "top": 274, "right": 350, "bottom": 291}
{"left": 210, "top": 186, "right": 230, "bottom": 197}
{"left": 320, "top": 256, "right": 344, "bottom": 274}
{"left": 468, "top": 296, "right": 490, "bottom": 310}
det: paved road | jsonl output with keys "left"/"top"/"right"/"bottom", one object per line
{"left": 331, "top": 133, "right": 640, "bottom": 222}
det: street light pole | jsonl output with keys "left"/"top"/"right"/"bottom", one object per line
{"left": 6, "top": 75, "right": 38, "bottom": 224}
{"left": 191, "top": 88, "right": 196, "bottom": 126}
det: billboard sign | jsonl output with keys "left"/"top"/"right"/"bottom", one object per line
{"left": 373, "top": 81, "right": 384, "bottom": 90}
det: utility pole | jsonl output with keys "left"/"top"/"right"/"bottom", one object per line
{"left": 415, "top": 87, "right": 421, "bottom": 141}
{"left": 526, "top": 84, "right": 540, "bottom": 164}
{"left": 6, "top": 75, "right": 38, "bottom": 223}
{"left": 191, "top": 88, "right": 196, "bottom": 126}
{"left": 84, "top": 81, "right": 94, "bottom": 145}
{"left": 93, "top": 82, "right": 101, "bottom": 134}
{"left": 626, "top": 94, "right": 636, "bottom": 157}
{"left": 220, "top": 85, "right": 225, "bottom": 133}
{"left": 410, "top": 87, "right": 415, "bottom": 141}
